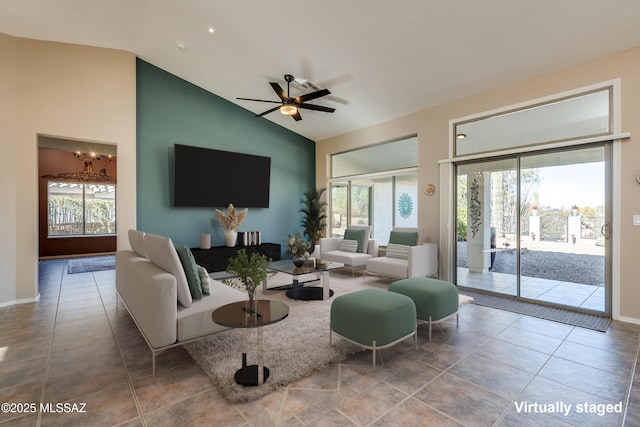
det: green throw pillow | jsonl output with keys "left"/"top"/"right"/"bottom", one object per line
{"left": 389, "top": 231, "right": 419, "bottom": 246}
{"left": 197, "top": 265, "right": 211, "bottom": 295}
{"left": 343, "top": 228, "right": 367, "bottom": 253}
{"left": 174, "top": 244, "right": 203, "bottom": 299}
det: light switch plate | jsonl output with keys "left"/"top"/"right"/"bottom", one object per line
{"left": 634, "top": 215, "right": 640, "bottom": 226}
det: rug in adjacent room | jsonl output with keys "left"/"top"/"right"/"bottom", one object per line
{"left": 67, "top": 255, "right": 116, "bottom": 274}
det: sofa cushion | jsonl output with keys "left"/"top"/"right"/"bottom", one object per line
{"left": 144, "top": 233, "right": 193, "bottom": 307}
{"left": 197, "top": 265, "right": 211, "bottom": 295}
{"left": 323, "top": 250, "right": 372, "bottom": 267}
{"left": 344, "top": 228, "right": 367, "bottom": 253}
{"left": 339, "top": 239, "right": 358, "bottom": 253}
{"left": 389, "top": 231, "right": 419, "bottom": 246}
{"left": 366, "top": 256, "right": 408, "bottom": 279}
{"left": 128, "top": 229, "right": 147, "bottom": 258}
{"left": 177, "top": 280, "right": 245, "bottom": 342}
{"left": 386, "top": 243, "right": 409, "bottom": 259}
{"left": 174, "top": 244, "right": 203, "bottom": 300}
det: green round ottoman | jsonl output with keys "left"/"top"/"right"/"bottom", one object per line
{"left": 388, "top": 277, "right": 459, "bottom": 341}
{"left": 330, "top": 288, "right": 417, "bottom": 367}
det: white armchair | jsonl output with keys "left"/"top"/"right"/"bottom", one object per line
{"left": 320, "top": 225, "right": 378, "bottom": 268}
{"left": 365, "top": 227, "right": 438, "bottom": 280}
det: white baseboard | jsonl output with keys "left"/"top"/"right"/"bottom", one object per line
{"left": 613, "top": 315, "right": 640, "bottom": 326}
{"left": 0, "top": 294, "right": 40, "bottom": 308}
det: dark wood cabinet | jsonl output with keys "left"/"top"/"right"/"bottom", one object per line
{"left": 190, "top": 243, "right": 281, "bottom": 272}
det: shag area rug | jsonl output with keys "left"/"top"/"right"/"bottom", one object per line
{"left": 186, "top": 271, "right": 472, "bottom": 402}
{"left": 67, "top": 255, "right": 116, "bottom": 274}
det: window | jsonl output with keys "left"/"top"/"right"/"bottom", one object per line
{"left": 329, "top": 136, "right": 418, "bottom": 243}
{"left": 48, "top": 182, "right": 116, "bottom": 237}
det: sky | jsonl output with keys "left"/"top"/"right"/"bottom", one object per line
{"left": 535, "top": 163, "right": 604, "bottom": 209}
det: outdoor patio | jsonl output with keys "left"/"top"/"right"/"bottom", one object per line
{"left": 457, "top": 239, "right": 606, "bottom": 313}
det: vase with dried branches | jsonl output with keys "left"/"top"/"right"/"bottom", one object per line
{"left": 215, "top": 203, "right": 248, "bottom": 247}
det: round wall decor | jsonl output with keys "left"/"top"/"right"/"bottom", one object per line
{"left": 424, "top": 184, "right": 436, "bottom": 196}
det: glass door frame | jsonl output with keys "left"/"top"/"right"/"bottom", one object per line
{"left": 453, "top": 143, "right": 612, "bottom": 316}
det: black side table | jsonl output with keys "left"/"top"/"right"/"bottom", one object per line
{"left": 212, "top": 299, "right": 289, "bottom": 386}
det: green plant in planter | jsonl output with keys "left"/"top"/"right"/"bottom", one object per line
{"left": 222, "top": 249, "right": 275, "bottom": 302}
{"left": 300, "top": 187, "right": 327, "bottom": 253}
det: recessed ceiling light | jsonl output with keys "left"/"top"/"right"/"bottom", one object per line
{"left": 208, "top": 27, "right": 215, "bottom": 34}
{"left": 176, "top": 41, "right": 188, "bottom": 51}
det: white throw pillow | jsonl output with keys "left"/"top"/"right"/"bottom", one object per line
{"left": 339, "top": 239, "right": 358, "bottom": 253}
{"left": 144, "top": 233, "right": 193, "bottom": 307}
{"left": 386, "top": 243, "right": 409, "bottom": 259}
{"left": 128, "top": 229, "right": 147, "bottom": 258}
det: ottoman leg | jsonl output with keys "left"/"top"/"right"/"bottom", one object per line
{"left": 428, "top": 316, "right": 432, "bottom": 342}
{"left": 372, "top": 341, "right": 376, "bottom": 368}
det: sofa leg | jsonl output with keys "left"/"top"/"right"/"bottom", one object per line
{"left": 428, "top": 316, "right": 432, "bottom": 342}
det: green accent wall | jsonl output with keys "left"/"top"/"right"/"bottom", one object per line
{"left": 136, "top": 59, "right": 315, "bottom": 250}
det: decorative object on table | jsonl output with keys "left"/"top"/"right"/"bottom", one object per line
{"left": 222, "top": 249, "right": 274, "bottom": 310}
{"left": 238, "top": 231, "right": 261, "bottom": 246}
{"left": 284, "top": 231, "right": 311, "bottom": 267}
{"left": 299, "top": 188, "right": 327, "bottom": 254}
{"left": 200, "top": 233, "right": 211, "bottom": 249}
{"left": 215, "top": 203, "right": 248, "bottom": 247}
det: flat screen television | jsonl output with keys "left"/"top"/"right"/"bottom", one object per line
{"left": 173, "top": 144, "right": 271, "bottom": 208}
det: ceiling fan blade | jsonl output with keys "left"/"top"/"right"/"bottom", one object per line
{"left": 269, "top": 82, "right": 288, "bottom": 101}
{"left": 237, "top": 97, "right": 282, "bottom": 104}
{"left": 292, "top": 111, "right": 302, "bottom": 121}
{"left": 295, "top": 88, "right": 331, "bottom": 103}
{"left": 255, "top": 106, "right": 281, "bottom": 117}
{"left": 297, "top": 103, "right": 336, "bottom": 113}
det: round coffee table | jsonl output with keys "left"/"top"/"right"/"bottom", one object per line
{"left": 212, "top": 299, "right": 289, "bottom": 386}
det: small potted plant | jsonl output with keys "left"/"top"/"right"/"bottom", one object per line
{"left": 284, "top": 231, "right": 311, "bottom": 267}
{"left": 215, "top": 203, "right": 248, "bottom": 247}
{"left": 222, "top": 249, "right": 274, "bottom": 310}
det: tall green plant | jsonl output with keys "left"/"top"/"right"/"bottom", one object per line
{"left": 299, "top": 188, "right": 328, "bottom": 249}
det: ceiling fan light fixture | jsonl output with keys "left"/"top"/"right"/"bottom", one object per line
{"left": 280, "top": 104, "right": 298, "bottom": 115}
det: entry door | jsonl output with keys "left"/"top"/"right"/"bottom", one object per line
{"left": 455, "top": 144, "right": 610, "bottom": 314}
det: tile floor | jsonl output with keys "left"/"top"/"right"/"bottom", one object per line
{"left": 1, "top": 259, "right": 640, "bottom": 426}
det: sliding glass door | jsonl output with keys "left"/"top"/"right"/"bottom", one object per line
{"left": 455, "top": 144, "right": 610, "bottom": 314}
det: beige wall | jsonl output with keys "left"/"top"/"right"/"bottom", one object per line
{"left": 317, "top": 45, "right": 640, "bottom": 323}
{"left": 1, "top": 35, "right": 136, "bottom": 305}
{"left": 0, "top": 33, "right": 18, "bottom": 304}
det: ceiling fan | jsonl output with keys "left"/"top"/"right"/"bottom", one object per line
{"left": 237, "top": 74, "right": 335, "bottom": 121}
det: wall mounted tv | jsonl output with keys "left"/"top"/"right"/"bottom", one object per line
{"left": 173, "top": 144, "right": 271, "bottom": 208}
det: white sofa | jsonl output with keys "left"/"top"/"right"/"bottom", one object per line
{"left": 320, "top": 225, "right": 378, "bottom": 269}
{"left": 116, "top": 230, "right": 245, "bottom": 376}
{"left": 365, "top": 227, "right": 438, "bottom": 280}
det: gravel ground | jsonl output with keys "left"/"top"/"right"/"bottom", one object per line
{"left": 457, "top": 242, "right": 605, "bottom": 286}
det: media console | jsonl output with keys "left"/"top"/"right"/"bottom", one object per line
{"left": 190, "top": 243, "right": 281, "bottom": 273}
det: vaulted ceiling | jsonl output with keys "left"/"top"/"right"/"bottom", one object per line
{"left": 2, "top": 0, "right": 640, "bottom": 141}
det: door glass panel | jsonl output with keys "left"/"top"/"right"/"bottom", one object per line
{"left": 330, "top": 183, "right": 348, "bottom": 237}
{"left": 456, "top": 159, "right": 518, "bottom": 296}
{"left": 350, "top": 181, "right": 371, "bottom": 227}
{"left": 520, "top": 146, "right": 606, "bottom": 312}
{"left": 371, "top": 177, "right": 393, "bottom": 245}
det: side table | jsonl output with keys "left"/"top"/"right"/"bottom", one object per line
{"left": 212, "top": 299, "right": 289, "bottom": 386}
